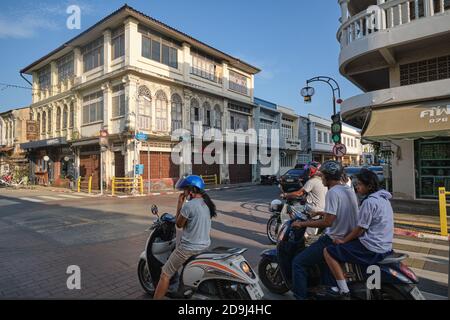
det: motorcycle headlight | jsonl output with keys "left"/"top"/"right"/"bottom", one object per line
{"left": 240, "top": 261, "right": 255, "bottom": 279}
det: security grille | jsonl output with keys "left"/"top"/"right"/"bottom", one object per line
{"left": 400, "top": 55, "right": 450, "bottom": 86}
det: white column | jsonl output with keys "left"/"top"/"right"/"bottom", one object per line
{"left": 74, "top": 47, "right": 83, "bottom": 77}
{"left": 338, "top": 0, "right": 349, "bottom": 23}
{"left": 101, "top": 81, "right": 112, "bottom": 131}
{"left": 103, "top": 29, "right": 112, "bottom": 74}
{"left": 32, "top": 72, "right": 39, "bottom": 103}
{"left": 182, "top": 43, "right": 191, "bottom": 82}
{"left": 50, "top": 61, "right": 58, "bottom": 96}
{"left": 222, "top": 62, "right": 229, "bottom": 94}
{"left": 124, "top": 18, "right": 139, "bottom": 67}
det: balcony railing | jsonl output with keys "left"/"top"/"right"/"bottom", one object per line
{"left": 190, "top": 67, "right": 223, "bottom": 84}
{"left": 338, "top": 0, "right": 450, "bottom": 47}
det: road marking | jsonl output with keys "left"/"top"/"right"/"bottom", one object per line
{"left": 395, "top": 248, "right": 449, "bottom": 264}
{"left": 57, "top": 194, "right": 84, "bottom": 199}
{"left": 38, "top": 196, "right": 63, "bottom": 201}
{"left": 411, "top": 267, "right": 448, "bottom": 285}
{"left": 0, "top": 199, "right": 20, "bottom": 207}
{"left": 393, "top": 238, "right": 449, "bottom": 251}
{"left": 19, "top": 197, "right": 44, "bottom": 203}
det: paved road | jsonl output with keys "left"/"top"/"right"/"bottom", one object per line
{"left": 0, "top": 185, "right": 448, "bottom": 299}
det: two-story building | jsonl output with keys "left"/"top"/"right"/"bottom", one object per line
{"left": 254, "top": 97, "right": 281, "bottom": 178}
{"left": 277, "top": 106, "right": 301, "bottom": 175}
{"left": 299, "top": 114, "right": 362, "bottom": 166}
{"left": 0, "top": 107, "right": 31, "bottom": 176}
{"left": 337, "top": 0, "right": 450, "bottom": 200}
{"left": 20, "top": 5, "right": 260, "bottom": 190}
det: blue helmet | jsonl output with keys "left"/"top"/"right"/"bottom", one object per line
{"left": 175, "top": 175, "right": 205, "bottom": 191}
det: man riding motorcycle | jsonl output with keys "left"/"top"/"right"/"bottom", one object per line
{"left": 288, "top": 160, "right": 360, "bottom": 300}
{"left": 284, "top": 162, "right": 327, "bottom": 237}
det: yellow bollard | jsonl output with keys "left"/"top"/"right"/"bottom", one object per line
{"left": 77, "top": 177, "right": 81, "bottom": 193}
{"left": 140, "top": 176, "right": 144, "bottom": 195}
{"left": 438, "top": 187, "right": 449, "bottom": 237}
{"left": 88, "top": 176, "right": 92, "bottom": 194}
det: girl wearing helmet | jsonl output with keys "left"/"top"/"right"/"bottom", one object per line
{"left": 154, "top": 175, "right": 217, "bottom": 299}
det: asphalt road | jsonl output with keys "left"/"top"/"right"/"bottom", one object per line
{"left": 0, "top": 185, "right": 447, "bottom": 299}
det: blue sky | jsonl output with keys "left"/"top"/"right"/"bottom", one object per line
{"left": 0, "top": 0, "right": 362, "bottom": 118}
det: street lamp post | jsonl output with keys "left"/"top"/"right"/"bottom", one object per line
{"left": 301, "top": 76, "right": 342, "bottom": 116}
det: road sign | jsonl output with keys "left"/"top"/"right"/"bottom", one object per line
{"left": 333, "top": 143, "right": 347, "bottom": 157}
{"left": 135, "top": 164, "right": 144, "bottom": 175}
{"left": 135, "top": 132, "right": 148, "bottom": 141}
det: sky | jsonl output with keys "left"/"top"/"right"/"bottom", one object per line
{"left": 0, "top": 0, "right": 362, "bottom": 119}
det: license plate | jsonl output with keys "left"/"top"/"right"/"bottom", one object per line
{"left": 410, "top": 286, "right": 426, "bottom": 300}
{"left": 246, "top": 283, "right": 264, "bottom": 300}
{"left": 286, "top": 179, "right": 294, "bottom": 183}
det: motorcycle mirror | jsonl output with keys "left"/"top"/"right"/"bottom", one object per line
{"left": 151, "top": 205, "right": 159, "bottom": 216}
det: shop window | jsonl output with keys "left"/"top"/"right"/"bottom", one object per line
{"left": 415, "top": 137, "right": 450, "bottom": 199}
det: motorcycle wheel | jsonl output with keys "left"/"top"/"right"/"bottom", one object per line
{"left": 137, "top": 258, "right": 155, "bottom": 296}
{"left": 258, "top": 257, "right": 289, "bottom": 295}
{"left": 266, "top": 216, "right": 280, "bottom": 245}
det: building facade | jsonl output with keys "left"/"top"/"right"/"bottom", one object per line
{"left": 0, "top": 107, "right": 31, "bottom": 176}
{"left": 299, "top": 114, "right": 362, "bottom": 166}
{"left": 337, "top": 0, "right": 450, "bottom": 200}
{"left": 20, "top": 5, "right": 260, "bottom": 190}
{"left": 277, "top": 106, "right": 301, "bottom": 175}
{"left": 254, "top": 97, "right": 281, "bottom": 178}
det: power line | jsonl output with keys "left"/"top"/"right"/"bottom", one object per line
{"left": 0, "top": 82, "right": 58, "bottom": 94}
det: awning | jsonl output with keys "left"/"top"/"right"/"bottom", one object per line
{"left": 363, "top": 102, "right": 450, "bottom": 141}
{"left": 20, "top": 137, "right": 67, "bottom": 150}
{"left": 0, "top": 146, "right": 14, "bottom": 153}
{"left": 70, "top": 138, "right": 99, "bottom": 147}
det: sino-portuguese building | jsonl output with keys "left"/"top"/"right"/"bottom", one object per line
{"left": 20, "top": 4, "right": 260, "bottom": 190}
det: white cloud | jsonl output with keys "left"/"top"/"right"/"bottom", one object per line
{"left": 0, "top": 1, "right": 94, "bottom": 39}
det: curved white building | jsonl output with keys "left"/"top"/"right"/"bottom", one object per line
{"left": 337, "top": 0, "right": 450, "bottom": 200}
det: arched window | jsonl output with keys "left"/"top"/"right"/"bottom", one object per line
{"left": 190, "top": 98, "right": 200, "bottom": 132}
{"left": 69, "top": 103, "right": 74, "bottom": 128}
{"left": 214, "top": 104, "right": 222, "bottom": 130}
{"left": 63, "top": 105, "right": 68, "bottom": 129}
{"left": 42, "top": 111, "right": 47, "bottom": 134}
{"left": 171, "top": 93, "right": 182, "bottom": 132}
{"left": 203, "top": 102, "right": 211, "bottom": 129}
{"left": 155, "top": 90, "right": 168, "bottom": 132}
{"left": 48, "top": 109, "right": 52, "bottom": 133}
{"left": 56, "top": 107, "right": 61, "bottom": 131}
{"left": 138, "top": 86, "right": 152, "bottom": 130}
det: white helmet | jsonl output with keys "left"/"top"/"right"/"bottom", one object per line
{"left": 270, "top": 199, "right": 283, "bottom": 212}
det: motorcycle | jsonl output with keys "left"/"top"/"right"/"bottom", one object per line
{"left": 266, "top": 184, "right": 317, "bottom": 245}
{"left": 258, "top": 209, "right": 425, "bottom": 300}
{"left": 137, "top": 204, "right": 265, "bottom": 300}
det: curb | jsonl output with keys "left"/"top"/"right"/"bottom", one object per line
{"left": 394, "top": 227, "right": 449, "bottom": 241}
{"left": 108, "top": 183, "right": 256, "bottom": 198}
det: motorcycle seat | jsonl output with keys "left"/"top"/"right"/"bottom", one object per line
{"left": 184, "top": 247, "right": 247, "bottom": 264}
{"left": 378, "top": 252, "right": 408, "bottom": 265}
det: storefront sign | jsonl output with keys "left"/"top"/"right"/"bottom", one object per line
{"left": 420, "top": 106, "right": 449, "bottom": 124}
{"left": 26, "top": 120, "right": 38, "bottom": 141}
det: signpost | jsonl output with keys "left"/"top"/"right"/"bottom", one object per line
{"left": 99, "top": 130, "right": 109, "bottom": 195}
{"left": 134, "top": 132, "right": 149, "bottom": 194}
{"left": 333, "top": 143, "right": 347, "bottom": 158}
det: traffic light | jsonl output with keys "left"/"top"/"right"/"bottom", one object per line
{"left": 331, "top": 113, "right": 342, "bottom": 144}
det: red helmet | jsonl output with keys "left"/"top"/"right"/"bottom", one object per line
{"left": 308, "top": 161, "right": 321, "bottom": 178}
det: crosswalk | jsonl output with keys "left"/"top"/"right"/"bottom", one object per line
{"left": 392, "top": 236, "right": 448, "bottom": 298}
{"left": 0, "top": 193, "right": 97, "bottom": 207}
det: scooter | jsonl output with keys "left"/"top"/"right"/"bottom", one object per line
{"left": 137, "top": 204, "right": 265, "bottom": 300}
{"left": 266, "top": 185, "right": 317, "bottom": 244}
{"left": 258, "top": 210, "right": 425, "bottom": 300}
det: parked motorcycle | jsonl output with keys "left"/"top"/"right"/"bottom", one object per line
{"left": 258, "top": 212, "right": 425, "bottom": 300}
{"left": 137, "top": 204, "right": 264, "bottom": 300}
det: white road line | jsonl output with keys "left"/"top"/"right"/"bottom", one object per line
{"left": 38, "top": 196, "right": 63, "bottom": 201}
{"left": 0, "top": 199, "right": 20, "bottom": 207}
{"left": 57, "top": 194, "right": 84, "bottom": 199}
{"left": 395, "top": 248, "right": 449, "bottom": 264}
{"left": 394, "top": 238, "right": 449, "bottom": 251}
{"left": 411, "top": 267, "right": 448, "bottom": 285}
{"left": 19, "top": 197, "right": 44, "bottom": 203}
